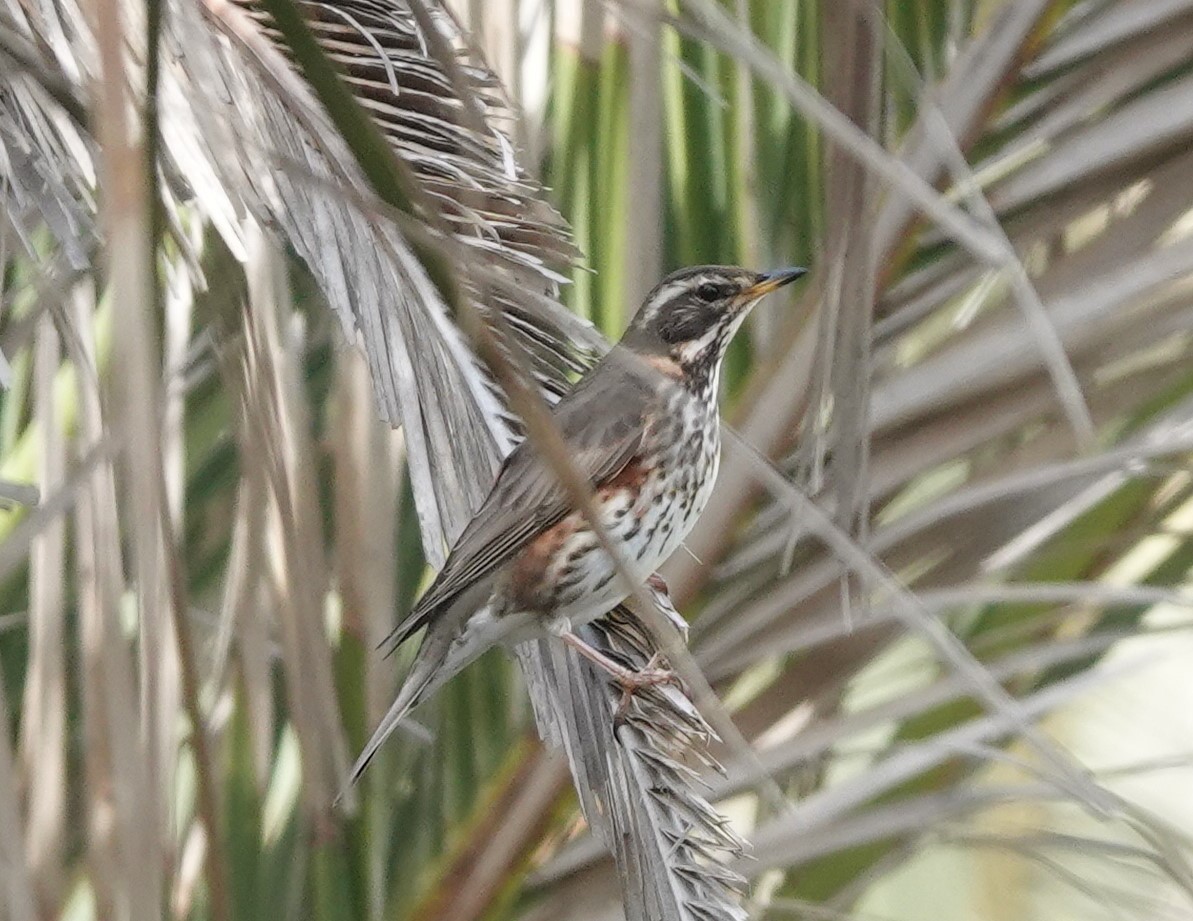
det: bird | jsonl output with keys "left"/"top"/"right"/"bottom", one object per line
{"left": 348, "top": 264, "right": 808, "bottom": 783}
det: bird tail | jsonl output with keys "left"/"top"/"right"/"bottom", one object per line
{"left": 344, "top": 634, "right": 446, "bottom": 790}
{"left": 343, "top": 601, "right": 518, "bottom": 790}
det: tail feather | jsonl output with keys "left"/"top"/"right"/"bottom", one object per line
{"left": 344, "top": 601, "right": 518, "bottom": 792}
{"left": 345, "top": 635, "right": 446, "bottom": 789}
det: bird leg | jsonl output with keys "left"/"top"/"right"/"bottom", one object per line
{"left": 561, "top": 632, "right": 681, "bottom": 722}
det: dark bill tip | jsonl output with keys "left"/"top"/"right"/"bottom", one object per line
{"left": 742, "top": 266, "right": 809, "bottom": 299}
{"left": 762, "top": 267, "right": 809, "bottom": 286}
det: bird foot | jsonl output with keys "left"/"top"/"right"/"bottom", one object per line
{"left": 612, "top": 653, "right": 682, "bottom": 724}
{"left": 560, "top": 633, "right": 681, "bottom": 724}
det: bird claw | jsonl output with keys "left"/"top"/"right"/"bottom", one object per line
{"left": 612, "top": 653, "right": 682, "bottom": 725}
{"left": 559, "top": 632, "right": 682, "bottom": 726}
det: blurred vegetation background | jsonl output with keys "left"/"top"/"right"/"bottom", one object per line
{"left": 3, "top": 0, "right": 1193, "bottom": 919}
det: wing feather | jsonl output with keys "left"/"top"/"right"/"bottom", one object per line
{"left": 382, "top": 358, "right": 654, "bottom": 651}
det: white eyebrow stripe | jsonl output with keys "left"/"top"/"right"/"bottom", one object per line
{"left": 641, "top": 273, "right": 723, "bottom": 319}
{"left": 639, "top": 279, "right": 688, "bottom": 321}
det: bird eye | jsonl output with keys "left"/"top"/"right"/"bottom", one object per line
{"left": 696, "top": 282, "right": 725, "bottom": 302}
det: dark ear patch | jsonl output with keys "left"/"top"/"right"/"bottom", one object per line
{"left": 657, "top": 303, "right": 718, "bottom": 344}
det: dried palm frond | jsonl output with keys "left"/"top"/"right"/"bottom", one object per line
{"left": 2, "top": 0, "right": 753, "bottom": 914}
{"left": 193, "top": 3, "right": 749, "bottom": 915}
{"left": 522, "top": 2, "right": 1193, "bottom": 913}
{"left": 0, "top": 18, "right": 93, "bottom": 269}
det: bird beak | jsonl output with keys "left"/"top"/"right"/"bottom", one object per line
{"left": 739, "top": 267, "right": 809, "bottom": 302}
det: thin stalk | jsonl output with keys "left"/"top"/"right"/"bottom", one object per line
{"left": 159, "top": 479, "right": 232, "bottom": 921}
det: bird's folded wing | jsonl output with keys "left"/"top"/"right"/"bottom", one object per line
{"left": 382, "top": 366, "right": 653, "bottom": 649}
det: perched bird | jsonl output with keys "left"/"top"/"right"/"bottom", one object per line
{"left": 349, "top": 264, "right": 807, "bottom": 782}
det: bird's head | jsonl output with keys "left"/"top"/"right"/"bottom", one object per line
{"left": 621, "top": 264, "right": 808, "bottom": 389}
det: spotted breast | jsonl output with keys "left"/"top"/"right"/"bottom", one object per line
{"left": 500, "top": 378, "right": 721, "bottom": 633}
